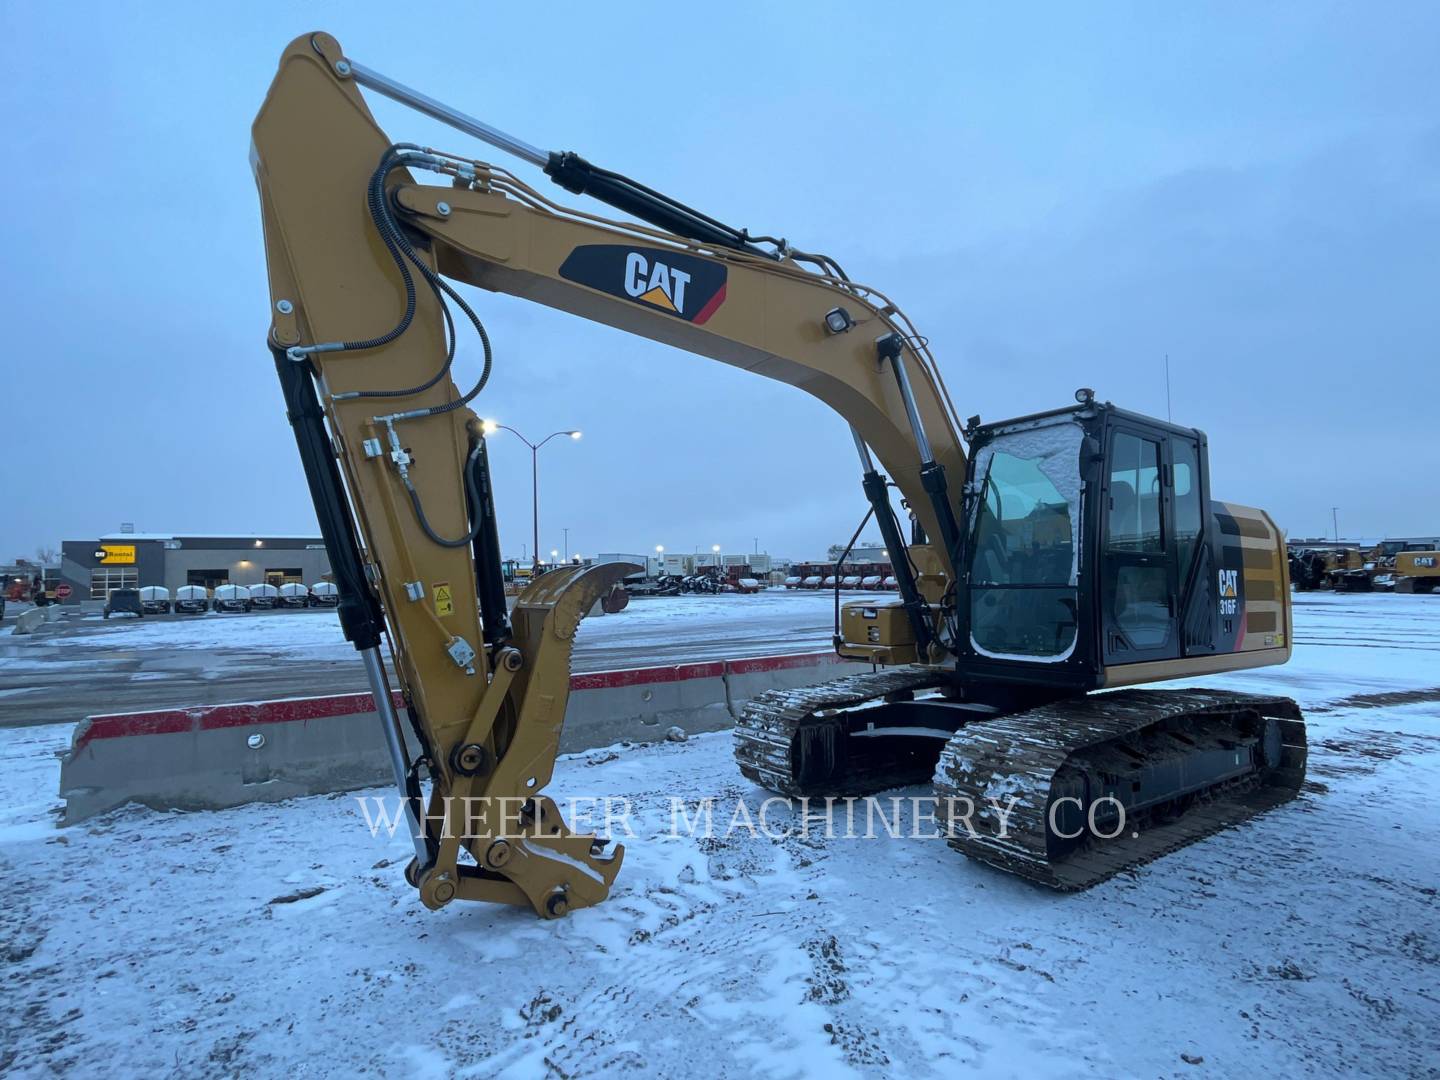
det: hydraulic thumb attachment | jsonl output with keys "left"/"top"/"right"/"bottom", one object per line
{"left": 410, "top": 561, "right": 638, "bottom": 917}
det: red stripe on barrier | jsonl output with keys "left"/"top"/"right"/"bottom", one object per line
{"left": 70, "top": 650, "right": 843, "bottom": 752}
{"left": 569, "top": 650, "right": 839, "bottom": 690}
{"left": 71, "top": 690, "right": 406, "bottom": 754}
{"left": 79, "top": 711, "right": 195, "bottom": 744}
{"left": 196, "top": 692, "right": 396, "bottom": 731}
{"left": 725, "top": 652, "right": 846, "bottom": 676}
{"left": 568, "top": 660, "right": 726, "bottom": 692}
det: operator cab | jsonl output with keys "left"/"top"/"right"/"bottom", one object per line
{"left": 956, "top": 391, "right": 1219, "bottom": 689}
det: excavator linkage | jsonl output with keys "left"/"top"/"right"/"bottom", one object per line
{"left": 410, "top": 560, "right": 637, "bottom": 918}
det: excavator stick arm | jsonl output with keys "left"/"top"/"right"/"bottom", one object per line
{"left": 253, "top": 34, "right": 659, "bottom": 914}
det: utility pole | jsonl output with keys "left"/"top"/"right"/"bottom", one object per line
{"left": 1332, "top": 507, "right": 1339, "bottom": 542}
{"left": 563, "top": 527, "right": 569, "bottom": 561}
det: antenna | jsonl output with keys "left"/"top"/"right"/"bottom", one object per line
{"left": 1164, "top": 353, "right": 1172, "bottom": 422}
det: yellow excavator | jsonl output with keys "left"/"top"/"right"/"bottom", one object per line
{"left": 252, "top": 32, "right": 1306, "bottom": 917}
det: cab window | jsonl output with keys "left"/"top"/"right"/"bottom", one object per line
{"left": 968, "top": 422, "right": 1082, "bottom": 660}
{"left": 1107, "top": 433, "right": 1162, "bottom": 552}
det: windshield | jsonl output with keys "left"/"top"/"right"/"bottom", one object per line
{"left": 967, "top": 421, "right": 1083, "bottom": 661}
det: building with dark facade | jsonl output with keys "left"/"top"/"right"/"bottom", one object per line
{"left": 58, "top": 533, "right": 332, "bottom": 604}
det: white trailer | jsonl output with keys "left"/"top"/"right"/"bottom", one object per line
{"left": 138, "top": 586, "right": 171, "bottom": 615}
{"left": 175, "top": 585, "right": 209, "bottom": 614}
{"left": 663, "top": 553, "right": 695, "bottom": 576}
{"left": 249, "top": 583, "right": 281, "bottom": 610}
{"left": 278, "top": 582, "right": 311, "bottom": 608}
{"left": 212, "top": 584, "right": 252, "bottom": 613}
{"left": 309, "top": 581, "right": 339, "bottom": 607}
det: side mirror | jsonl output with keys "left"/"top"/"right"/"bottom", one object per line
{"left": 1082, "top": 435, "right": 1104, "bottom": 464}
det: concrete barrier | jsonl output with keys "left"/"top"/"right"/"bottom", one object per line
{"left": 58, "top": 651, "right": 870, "bottom": 824}
{"left": 43, "top": 604, "right": 63, "bottom": 623}
{"left": 11, "top": 609, "right": 47, "bottom": 635}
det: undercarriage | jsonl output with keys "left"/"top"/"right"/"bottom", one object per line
{"left": 734, "top": 670, "right": 1307, "bottom": 889}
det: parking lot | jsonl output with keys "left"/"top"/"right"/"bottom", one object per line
{"left": 0, "top": 592, "right": 839, "bottom": 727}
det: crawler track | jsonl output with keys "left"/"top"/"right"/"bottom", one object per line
{"left": 733, "top": 667, "right": 949, "bottom": 797}
{"left": 933, "top": 689, "right": 1307, "bottom": 890}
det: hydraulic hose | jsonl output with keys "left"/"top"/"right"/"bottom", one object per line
{"left": 324, "top": 145, "right": 495, "bottom": 412}
{"left": 402, "top": 442, "right": 488, "bottom": 548}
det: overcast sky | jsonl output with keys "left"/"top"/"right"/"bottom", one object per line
{"left": 4, "top": 2, "right": 1436, "bottom": 562}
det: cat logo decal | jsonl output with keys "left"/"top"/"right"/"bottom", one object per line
{"left": 558, "top": 245, "right": 727, "bottom": 324}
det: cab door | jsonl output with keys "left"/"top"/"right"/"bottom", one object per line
{"left": 1100, "top": 426, "right": 1179, "bottom": 663}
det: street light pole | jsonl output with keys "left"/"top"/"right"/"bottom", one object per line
{"left": 487, "top": 423, "right": 582, "bottom": 569}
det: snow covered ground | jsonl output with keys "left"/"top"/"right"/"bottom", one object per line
{"left": 2, "top": 592, "right": 1438, "bottom": 1076}
{"left": 49, "top": 610, "right": 361, "bottom": 655}
{"left": 35, "top": 590, "right": 844, "bottom": 659}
